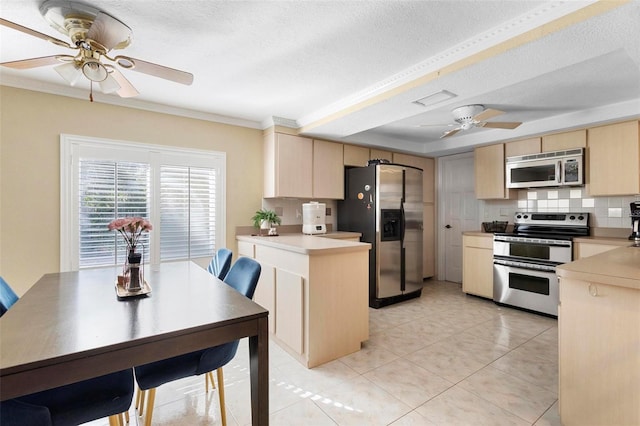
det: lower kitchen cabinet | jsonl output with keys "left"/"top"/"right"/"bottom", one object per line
{"left": 558, "top": 277, "right": 640, "bottom": 425}
{"left": 462, "top": 233, "right": 494, "bottom": 299}
{"left": 237, "top": 236, "right": 369, "bottom": 368}
{"left": 573, "top": 240, "right": 629, "bottom": 259}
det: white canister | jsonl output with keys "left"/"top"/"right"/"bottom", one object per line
{"left": 302, "top": 202, "right": 327, "bottom": 234}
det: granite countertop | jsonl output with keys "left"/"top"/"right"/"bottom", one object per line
{"left": 557, "top": 245, "right": 640, "bottom": 290}
{"left": 237, "top": 233, "right": 370, "bottom": 255}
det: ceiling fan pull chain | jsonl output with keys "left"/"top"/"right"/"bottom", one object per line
{"left": 89, "top": 80, "right": 94, "bottom": 102}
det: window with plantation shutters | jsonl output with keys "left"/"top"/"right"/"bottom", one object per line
{"left": 79, "top": 160, "right": 151, "bottom": 268}
{"left": 60, "top": 135, "right": 226, "bottom": 271}
{"left": 160, "top": 166, "right": 217, "bottom": 260}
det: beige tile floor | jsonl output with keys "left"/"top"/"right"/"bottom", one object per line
{"left": 92, "top": 280, "right": 561, "bottom": 425}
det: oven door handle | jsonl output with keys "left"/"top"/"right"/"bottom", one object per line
{"left": 493, "top": 238, "right": 571, "bottom": 248}
{"left": 494, "top": 259, "right": 556, "bottom": 273}
{"left": 556, "top": 160, "right": 562, "bottom": 184}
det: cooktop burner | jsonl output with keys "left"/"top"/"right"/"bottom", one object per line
{"left": 508, "top": 211, "right": 590, "bottom": 239}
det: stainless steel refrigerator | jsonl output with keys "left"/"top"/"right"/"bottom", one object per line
{"left": 338, "top": 163, "right": 423, "bottom": 308}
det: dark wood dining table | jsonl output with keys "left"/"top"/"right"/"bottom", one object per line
{"left": 0, "top": 261, "right": 269, "bottom": 425}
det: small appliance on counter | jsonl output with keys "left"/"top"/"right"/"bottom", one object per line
{"left": 302, "top": 202, "right": 326, "bottom": 235}
{"left": 629, "top": 201, "right": 640, "bottom": 246}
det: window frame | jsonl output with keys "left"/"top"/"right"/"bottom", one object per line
{"left": 60, "top": 134, "right": 226, "bottom": 272}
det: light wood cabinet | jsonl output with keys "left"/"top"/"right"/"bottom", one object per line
{"left": 462, "top": 234, "right": 494, "bottom": 298}
{"left": 474, "top": 144, "right": 515, "bottom": 200}
{"left": 237, "top": 237, "right": 369, "bottom": 368}
{"left": 344, "top": 144, "right": 369, "bottom": 167}
{"left": 505, "top": 137, "right": 541, "bottom": 157}
{"left": 264, "top": 132, "right": 313, "bottom": 198}
{"left": 275, "top": 268, "right": 304, "bottom": 355}
{"left": 559, "top": 277, "right": 640, "bottom": 425}
{"left": 370, "top": 149, "right": 392, "bottom": 161}
{"left": 313, "top": 139, "right": 344, "bottom": 199}
{"left": 264, "top": 132, "right": 345, "bottom": 199}
{"left": 542, "top": 129, "right": 586, "bottom": 152}
{"left": 587, "top": 120, "right": 640, "bottom": 196}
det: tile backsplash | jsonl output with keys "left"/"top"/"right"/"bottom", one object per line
{"left": 482, "top": 188, "right": 640, "bottom": 228}
{"left": 261, "top": 198, "right": 338, "bottom": 229}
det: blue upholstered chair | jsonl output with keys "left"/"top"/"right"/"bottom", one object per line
{"left": 134, "top": 257, "right": 261, "bottom": 426}
{"left": 0, "top": 276, "right": 19, "bottom": 317}
{"left": 207, "top": 248, "right": 233, "bottom": 280}
{"left": 0, "top": 369, "right": 134, "bottom": 426}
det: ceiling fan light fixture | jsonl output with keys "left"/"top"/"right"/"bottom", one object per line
{"left": 54, "top": 61, "right": 81, "bottom": 85}
{"left": 82, "top": 59, "right": 108, "bottom": 81}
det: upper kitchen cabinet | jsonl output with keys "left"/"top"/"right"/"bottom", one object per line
{"left": 264, "top": 131, "right": 313, "bottom": 198}
{"left": 474, "top": 143, "right": 515, "bottom": 200}
{"left": 392, "top": 153, "right": 435, "bottom": 203}
{"left": 505, "top": 137, "right": 541, "bottom": 157}
{"left": 370, "top": 149, "right": 393, "bottom": 162}
{"left": 587, "top": 120, "right": 640, "bottom": 196}
{"left": 313, "top": 139, "right": 344, "bottom": 199}
{"left": 343, "top": 144, "right": 370, "bottom": 167}
{"left": 542, "top": 129, "right": 586, "bottom": 152}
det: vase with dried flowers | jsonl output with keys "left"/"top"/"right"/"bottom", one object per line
{"left": 108, "top": 217, "right": 153, "bottom": 292}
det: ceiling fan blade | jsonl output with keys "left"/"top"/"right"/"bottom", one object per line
{"left": 86, "top": 11, "right": 132, "bottom": 51}
{"left": 114, "top": 55, "right": 193, "bottom": 85}
{"left": 474, "top": 108, "right": 504, "bottom": 122}
{"left": 108, "top": 67, "right": 139, "bottom": 98}
{"left": 481, "top": 121, "right": 523, "bottom": 129}
{"left": 440, "top": 128, "right": 462, "bottom": 138}
{"left": 1, "top": 54, "right": 74, "bottom": 69}
{"left": 0, "top": 18, "right": 73, "bottom": 49}
{"left": 419, "top": 123, "right": 455, "bottom": 128}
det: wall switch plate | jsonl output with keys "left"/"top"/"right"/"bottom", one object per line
{"left": 326, "top": 207, "right": 331, "bottom": 216}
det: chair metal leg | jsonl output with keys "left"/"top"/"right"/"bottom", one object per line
{"left": 144, "top": 388, "right": 156, "bottom": 426}
{"left": 216, "top": 368, "right": 227, "bottom": 426}
{"left": 205, "top": 371, "right": 216, "bottom": 393}
{"left": 124, "top": 410, "right": 130, "bottom": 424}
{"left": 137, "top": 388, "right": 146, "bottom": 417}
{"left": 108, "top": 415, "right": 120, "bottom": 426}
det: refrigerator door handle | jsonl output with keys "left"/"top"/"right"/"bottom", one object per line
{"left": 400, "top": 202, "right": 406, "bottom": 248}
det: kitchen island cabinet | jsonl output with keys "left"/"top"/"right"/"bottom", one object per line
{"left": 557, "top": 246, "right": 640, "bottom": 426}
{"left": 237, "top": 234, "right": 370, "bottom": 368}
{"left": 462, "top": 232, "right": 494, "bottom": 299}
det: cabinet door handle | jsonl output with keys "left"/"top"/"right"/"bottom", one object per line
{"left": 588, "top": 284, "right": 598, "bottom": 297}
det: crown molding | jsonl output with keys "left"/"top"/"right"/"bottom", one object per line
{"left": 261, "top": 116, "right": 300, "bottom": 129}
{"left": 297, "top": 1, "right": 600, "bottom": 129}
{"left": 0, "top": 74, "right": 262, "bottom": 129}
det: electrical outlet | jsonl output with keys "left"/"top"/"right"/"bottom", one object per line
{"left": 325, "top": 207, "right": 331, "bottom": 216}
{"left": 296, "top": 209, "right": 301, "bottom": 218}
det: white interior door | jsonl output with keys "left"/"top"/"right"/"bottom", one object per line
{"left": 437, "top": 152, "right": 480, "bottom": 283}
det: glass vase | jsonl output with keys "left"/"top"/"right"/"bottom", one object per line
{"left": 124, "top": 247, "right": 143, "bottom": 292}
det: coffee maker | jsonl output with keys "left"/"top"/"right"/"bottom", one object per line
{"left": 629, "top": 201, "right": 640, "bottom": 246}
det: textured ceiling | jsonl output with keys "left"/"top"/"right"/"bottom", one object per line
{"left": 1, "top": 0, "right": 639, "bottom": 156}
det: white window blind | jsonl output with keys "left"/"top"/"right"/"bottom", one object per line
{"left": 160, "top": 166, "right": 217, "bottom": 260}
{"left": 60, "top": 135, "right": 226, "bottom": 271}
{"left": 79, "top": 160, "right": 151, "bottom": 268}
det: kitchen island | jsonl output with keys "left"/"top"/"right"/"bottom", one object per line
{"left": 556, "top": 245, "right": 640, "bottom": 426}
{"left": 237, "top": 233, "right": 371, "bottom": 368}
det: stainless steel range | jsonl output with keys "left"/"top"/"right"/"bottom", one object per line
{"left": 493, "top": 212, "right": 589, "bottom": 317}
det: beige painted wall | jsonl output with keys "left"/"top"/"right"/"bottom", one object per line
{"left": 0, "top": 86, "right": 263, "bottom": 296}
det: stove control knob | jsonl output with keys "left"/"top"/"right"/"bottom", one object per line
{"left": 523, "top": 214, "right": 529, "bottom": 219}
{"left": 569, "top": 215, "right": 576, "bottom": 220}
{"left": 516, "top": 214, "right": 522, "bottom": 219}
{"left": 578, "top": 215, "right": 584, "bottom": 220}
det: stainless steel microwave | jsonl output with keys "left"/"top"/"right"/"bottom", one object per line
{"left": 506, "top": 148, "right": 584, "bottom": 188}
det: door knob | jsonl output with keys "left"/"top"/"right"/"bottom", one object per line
{"left": 445, "top": 224, "right": 452, "bottom": 229}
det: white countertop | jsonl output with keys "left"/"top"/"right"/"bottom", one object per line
{"left": 237, "top": 233, "right": 370, "bottom": 255}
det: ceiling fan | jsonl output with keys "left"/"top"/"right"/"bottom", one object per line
{"left": 425, "top": 104, "right": 522, "bottom": 138}
{"left": 0, "top": 0, "right": 193, "bottom": 101}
